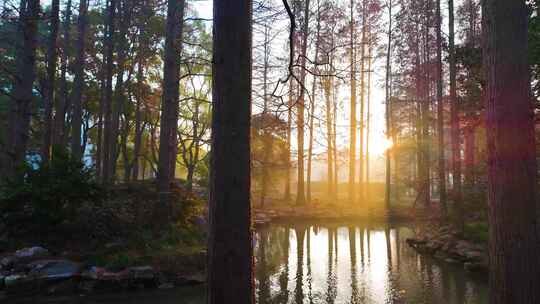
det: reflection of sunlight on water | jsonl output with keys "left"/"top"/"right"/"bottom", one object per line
{"left": 254, "top": 223, "right": 488, "bottom": 304}
{"left": 365, "top": 231, "right": 389, "bottom": 302}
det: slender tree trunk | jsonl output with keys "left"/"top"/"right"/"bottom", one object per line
{"left": 366, "top": 43, "right": 372, "bottom": 199}
{"left": 324, "top": 78, "right": 334, "bottom": 199}
{"left": 482, "top": 0, "right": 540, "bottom": 302}
{"left": 358, "top": 0, "right": 367, "bottom": 202}
{"left": 332, "top": 91, "right": 338, "bottom": 197}
{"left": 349, "top": 0, "right": 357, "bottom": 204}
{"left": 464, "top": 126, "right": 475, "bottom": 187}
{"left": 3, "top": 0, "right": 40, "bottom": 181}
{"left": 436, "top": 0, "right": 447, "bottom": 217}
{"left": 157, "top": 0, "right": 185, "bottom": 218}
{"left": 307, "top": 5, "right": 321, "bottom": 204}
{"left": 261, "top": 25, "right": 270, "bottom": 207}
{"left": 53, "top": 0, "right": 72, "bottom": 153}
{"left": 102, "top": 0, "right": 117, "bottom": 184}
{"left": 132, "top": 60, "right": 144, "bottom": 181}
{"left": 109, "top": 0, "right": 133, "bottom": 179}
{"left": 284, "top": 79, "right": 293, "bottom": 201}
{"left": 306, "top": 79, "right": 316, "bottom": 204}
{"left": 207, "top": 0, "right": 254, "bottom": 302}
{"left": 384, "top": 0, "right": 392, "bottom": 210}
{"left": 41, "top": 0, "right": 60, "bottom": 162}
{"left": 448, "top": 0, "right": 463, "bottom": 227}
{"left": 71, "top": 0, "right": 89, "bottom": 161}
{"left": 421, "top": 14, "right": 431, "bottom": 208}
{"left": 296, "top": 0, "right": 310, "bottom": 206}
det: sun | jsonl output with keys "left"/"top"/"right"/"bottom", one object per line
{"left": 369, "top": 136, "right": 394, "bottom": 156}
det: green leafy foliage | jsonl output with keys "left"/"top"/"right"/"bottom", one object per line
{"left": 0, "top": 151, "right": 102, "bottom": 232}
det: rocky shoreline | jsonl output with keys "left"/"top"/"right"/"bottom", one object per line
{"left": 0, "top": 246, "right": 205, "bottom": 299}
{"left": 406, "top": 225, "right": 488, "bottom": 274}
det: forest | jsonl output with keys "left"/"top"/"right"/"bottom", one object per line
{"left": 0, "top": 0, "right": 539, "bottom": 303}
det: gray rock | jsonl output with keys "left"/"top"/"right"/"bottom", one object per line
{"left": 128, "top": 266, "right": 155, "bottom": 280}
{"left": 4, "top": 274, "right": 36, "bottom": 295}
{"left": 4, "top": 274, "right": 25, "bottom": 287}
{"left": 29, "top": 260, "right": 82, "bottom": 279}
{"left": 175, "top": 273, "right": 205, "bottom": 286}
{"left": 14, "top": 247, "right": 49, "bottom": 260}
{"left": 0, "top": 256, "right": 17, "bottom": 270}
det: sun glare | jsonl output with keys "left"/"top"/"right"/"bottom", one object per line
{"left": 370, "top": 136, "right": 394, "bottom": 156}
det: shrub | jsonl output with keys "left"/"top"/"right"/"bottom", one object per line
{"left": 0, "top": 151, "right": 102, "bottom": 234}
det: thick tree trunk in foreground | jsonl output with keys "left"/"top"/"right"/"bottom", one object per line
{"left": 207, "top": 0, "right": 254, "bottom": 303}
{"left": 71, "top": 0, "right": 89, "bottom": 161}
{"left": 3, "top": 0, "right": 40, "bottom": 181}
{"left": 483, "top": 0, "right": 540, "bottom": 302}
{"left": 41, "top": 0, "right": 60, "bottom": 162}
{"left": 157, "top": 0, "right": 185, "bottom": 218}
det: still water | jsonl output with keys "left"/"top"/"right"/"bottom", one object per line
{"left": 20, "top": 221, "right": 488, "bottom": 304}
{"left": 254, "top": 222, "right": 488, "bottom": 304}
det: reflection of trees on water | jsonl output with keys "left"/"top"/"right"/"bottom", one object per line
{"left": 256, "top": 228, "right": 271, "bottom": 304}
{"left": 277, "top": 227, "right": 290, "bottom": 304}
{"left": 294, "top": 227, "right": 306, "bottom": 304}
{"left": 349, "top": 227, "right": 360, "bottom": 304}
{"left": 306, "top": 228, "right": 314, "bottom": 304}
{"left": 254, "top": 224, "right": 487, "bottom": 304}
{"left": 326, "top": 227, "right": 337, "bottom": 304}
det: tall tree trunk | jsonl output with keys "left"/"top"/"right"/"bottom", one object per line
{"left": 132, "top": 59, "right": 144, "bottom": 181}
{"left": 41, "top": 0, "right": 60, "bottom": 162}
{"left": 157, "top": 0, "right": 185, "bottom": 218}
{"left": 384, "top": 0, "right": 392, "bottom": 210}
{"left": 296, "top": 0, "right": 310, "bottom": 205}
{"left": 306, "top": 79, "right": 316, "bottom": 204}
{"left": 482, "top": 0, "right": 540, "bottom": 302}
{"left": 102, "top": 0, "right": 117, "bottom": 184}
{"left": 261, "top": 25, "right": 270, "bottom": 207}
{"left": 366, "top": 43, "right": 372, "bottom": 199}
{"left": 436, "top": 0, "right": 447, "bottom": 217}
{"left": 324, "top": 77, "right": 334, "bottom": 199}
{"left": 109, "top": 0, "right": 133, "bottom": 179}
{"left": 53, "top": 0, "right": 72, "bottom": 154}
{"left": 464, "top": 126, "right": 475, "bottom": 187}
{"left": 71, "top": 0, "right": 89, "bottom": 161}
{"left": 284, "top": 79, "right": 293, "bottom": 201}
{"left": 348, "top": 0, "right": 357, "bottom": 204}
{"left": 420, "top": 13, "right": 431, "bottom": 208}
{"left": 3, "top": 0, "right": 40, "bottom": 181}
{"left": 358, "top": 0, "right": 367, "bottom": 202}
{"left": 307, "top": 4, "right": 321, "bottom": 204}
{"left": 207, "top": 0, "right": 254, "bottom": 302}
{"left": 449, "top": 0, "right": 463, "bottom": 227}
{"left": 332, "top": 90, "right": 338, "bottom": 197}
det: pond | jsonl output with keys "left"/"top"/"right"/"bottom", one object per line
{"left": 254, "top": 221, "right": 488, "bottom": 304}
{"left": 20, "top": 221, "right": 488, "bottom": 304}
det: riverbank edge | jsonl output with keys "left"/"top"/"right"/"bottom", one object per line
{"left": 405, "top": 224, "right": 489, "bottom": 275}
